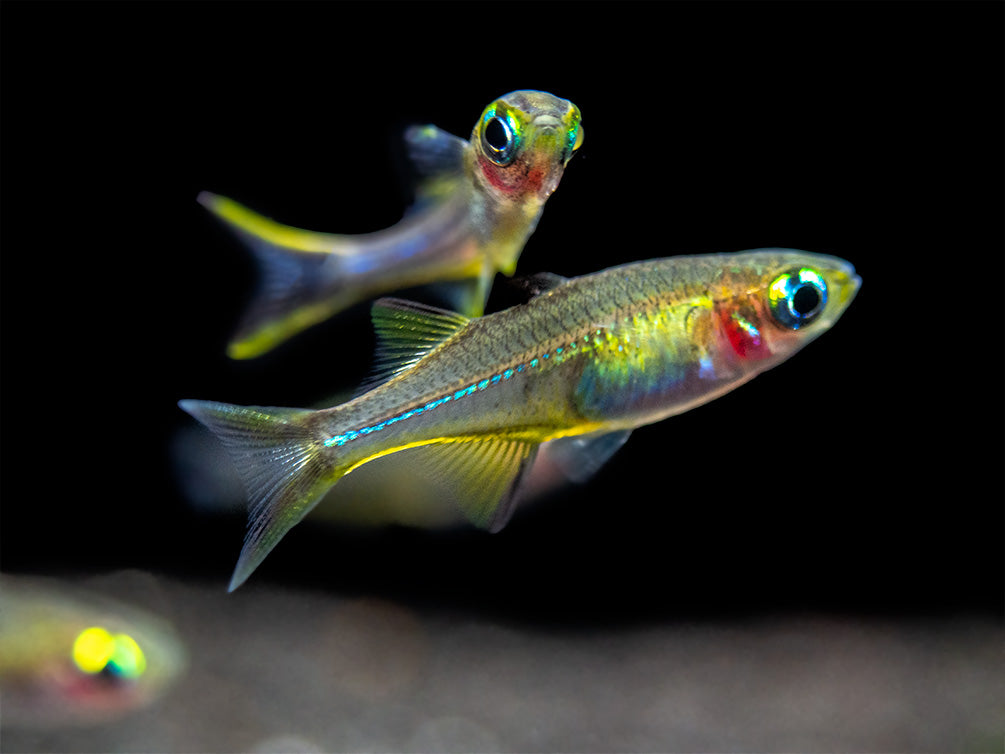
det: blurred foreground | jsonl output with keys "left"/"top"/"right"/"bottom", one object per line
{"left": 2, "top": 570, "right": 1001, "bottom": 753}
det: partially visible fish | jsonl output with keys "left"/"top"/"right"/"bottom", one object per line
{"left": 180, "top": 249, "right": 861, "bottom": 590}
{"left": 0, "top": 575, "right": 186, "bottom": 727}
{"left": 200, "top": 90, "right": 583, "bottom": 359}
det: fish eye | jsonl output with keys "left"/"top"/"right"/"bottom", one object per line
{"left": 768, "top": 268, "right": 827, "bottom": 329}
{"left": 73, "top": 626, "right": 147, "bottom": 681}
{"left": 481, "top": 114, "right": 517, "bottom": 166}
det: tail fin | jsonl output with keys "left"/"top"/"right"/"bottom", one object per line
{"left": 197, "top": 192, "right": 354, "bottom": 360}
{"left": 178, "top": 399, "right": 340, "bottom": 591}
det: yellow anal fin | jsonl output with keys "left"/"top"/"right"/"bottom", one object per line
{"left": 415, "top": 437, "right": 539, "bottom": 532}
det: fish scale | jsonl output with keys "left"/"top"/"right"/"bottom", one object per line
{"left": 181, "top": 249, "right": 860, "bottom": 590}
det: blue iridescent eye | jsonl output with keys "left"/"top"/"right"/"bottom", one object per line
{"left": 482, "top": 114, "right": 517, "bottom": 166}
{"left": 768, "top": 268, "right": 827, "bottom": 329}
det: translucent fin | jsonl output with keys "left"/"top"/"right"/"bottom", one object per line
{"left": 404, "top": 125, "right": 466, "bottom": 181}
{"left": 401, "top": 125, "right": 467, "bottom": 209}
{"left": 362, "top": 297, "right": 469, "bottom": 390}
{"left": 417, "top": 437, "right": 539, "bottom": 532}
{"left": 198, "top": 192, "right": 354, "bottom": 359}
{"left": 178, "top": 400, "right": 340, "bottom": 591}
{"left": 546, "top": 429, "right": 632, "bottom": 483}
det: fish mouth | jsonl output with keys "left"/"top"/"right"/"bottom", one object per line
{"left": 828, "top": 261, "right": 861, "bottom": 316}
{"left": 532, "top": 114, "right": 564, "bottom": 129}
{"left": 528, "top": 114, "right": 578, "bottom": 166}
{"left": 837, "top": 260, "right": 862, "bottom": 306}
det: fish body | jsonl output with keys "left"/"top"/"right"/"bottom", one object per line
{"left": 181, "top": 249, "right": 860, "bottom": 590}
{"left": 200, "top": 90, "right": 583, "bottom": 358}
{"left": 0, "top": 576, "right": 185, "bottom": 727}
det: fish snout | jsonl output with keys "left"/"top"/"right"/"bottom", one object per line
{"left": 528, "top": 114, "right": 582, "bottom": 170}
{"left": 831, "top": 262, "right": 862, "bottom": 312}
{"left": 532, "top": 114, "right": 564, "bottom": 130}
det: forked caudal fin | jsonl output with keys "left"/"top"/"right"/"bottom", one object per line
{"left": 197, "top": 192, "right": 354, "bottom": 360}
{"left": 178, "top": 399, "right": 340, "bottom": 591}
{"left": 180, "top": 395, "right": 545, "bottom": 590}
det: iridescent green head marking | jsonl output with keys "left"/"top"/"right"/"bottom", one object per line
{"left": 565, "top": 107, "right": 584, "bottom": 162}
{"left": 471, "top": 90, "right": 583, "bottom": 199}
{"left": 72, "top": 626, "right": 147, "bottom": 680}
{"left": 768, "top": 268, "right": 828, "bottom": 329}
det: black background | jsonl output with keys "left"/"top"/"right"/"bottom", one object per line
{"left": 2, "top": 1, "right": 1002, "bottom": 624}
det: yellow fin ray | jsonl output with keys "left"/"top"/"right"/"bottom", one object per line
{"left": 414, "top": 437, "right": 539, "bottom": 532}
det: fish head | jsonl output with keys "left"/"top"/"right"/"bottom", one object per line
{"left": 470, "top": 90, "right": 583, "bottom": 204}
{"left": 0, "top": 577, "right": 186, "bottom": 727}
{"left": 709, "top": 249, "right": 861, "bottom": 371}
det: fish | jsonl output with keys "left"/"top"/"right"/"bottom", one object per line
{"left": 180, "top": 249, "right": 861, "bottom": 590}
{"left": 199, "top": 90, "right": 583, "bottom": 359}
{"left": 0, "top": 575, "right": 186, "bottom": 727}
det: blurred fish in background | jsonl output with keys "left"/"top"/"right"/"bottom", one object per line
{"left": 3, "top": 574, "right": 1003, "bottom": 752}
{"left": 0, "top": 575, "right": 186, "bottom": 729}
{"left": 4, "top": 1, "right": 1000, "bottom": 750}
{"left": 200, "top": 89, "right": 583, "bottom": 359}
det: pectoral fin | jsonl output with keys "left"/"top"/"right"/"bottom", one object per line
{"left": 414, "top": 437, "right": 539, "bottom": 532}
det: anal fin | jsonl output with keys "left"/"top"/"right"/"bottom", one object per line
{"left": 412, "top": 437, "right": 539, "bottom": 532}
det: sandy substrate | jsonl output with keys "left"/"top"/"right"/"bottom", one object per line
{"left": 2, "top": 571, "right": 1001, "bottom": 753}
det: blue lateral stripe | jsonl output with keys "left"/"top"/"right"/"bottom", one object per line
{"left": 324, "top": 345, "right": 578, "bottom": 447}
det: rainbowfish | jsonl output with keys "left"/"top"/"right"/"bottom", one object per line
{"left": 0, "top": 575, "right": 186, "bottom": 727}
{"left": 200, "top": 90, "right": 583, "bottom": 359}
{"left": 180, "top": 249, "right": 860, "bottom": 590}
